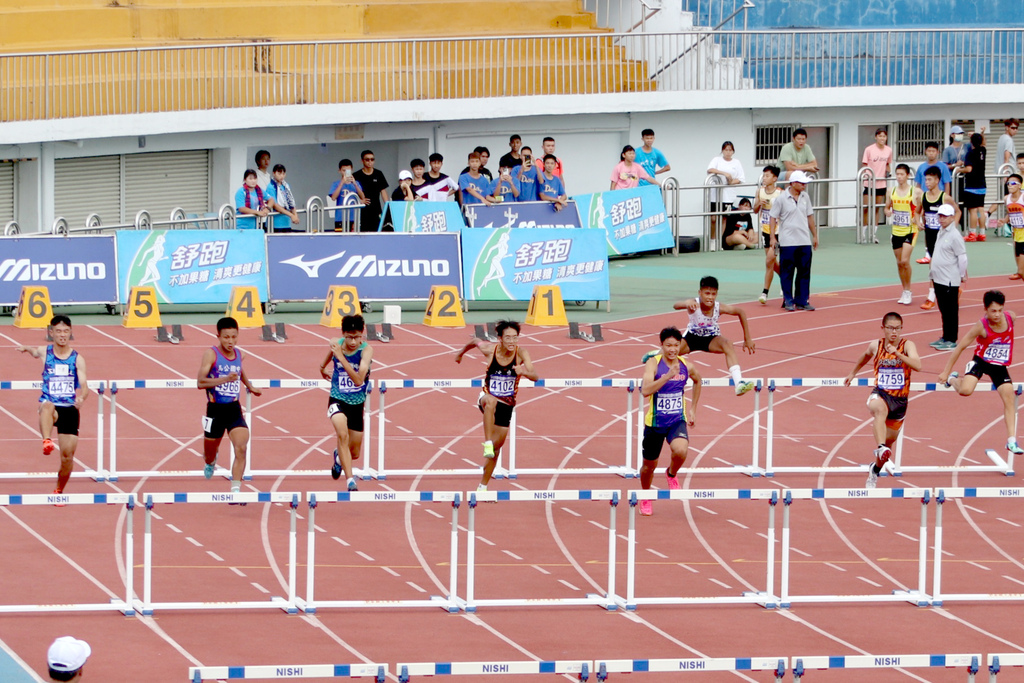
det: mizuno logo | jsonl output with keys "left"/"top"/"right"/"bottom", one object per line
{"left": 282, "top": 252, "right": 450, "bottom": 278}
{"left": 279, "top": 251, "right": 347, "bottom": 277}
{"left": 0, "top": 259, "right": 106, "bottom": 281}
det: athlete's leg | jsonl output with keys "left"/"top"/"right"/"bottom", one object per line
{"left": 708, "top": 335, "right": 738, "bottom": 368}
{"left": 480, "top": 393, "right": 498, "bottom": 444}
{"left": 996, "top": 382, "right": 1018, "bottom": 442}
{"left": 763, "top": 246, "right": 776, "bottom": 291}
{"left": 950, "top": 372, "right": 979, "bottom": 397}
{"left": 1016, "top": 251, "right": 1024, "bottom": 279}
{"left": 666, "top": 436, "right": 689, "bottom": 476}
{"left": 55, "top": 434, "right": 77, "bottom": 493}
{"left": 227, "top": 426, "right": 250, "bottom": 485}
{"left": 39, "top": 402, "right": 56, "bottom": 440}
{"left": 867, "top": 395, "right": 888, "bottom": 448}
{"left": 330, "top": 412, "right": 353, "bottom": 479}
{"left": 884, "top": 424, "right": 901, "bottom": 450}
{"left": 481, "top": 425, "right": 509, "bottom": 485}
{"left": 203, "top": 437, "right": 222, "bottom": 466}
{"left": 896, "top": 243, "right": 914, "bottom": 291}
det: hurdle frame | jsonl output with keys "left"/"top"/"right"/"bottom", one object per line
{"left": 792, "top": 654, "right": 980, "bottom": 681}
{"left": 137, "top": 491, "right": 301, "bottom": 615}
{"left": 189, "top": 663, "right": 387, "bottom": 681}
{"left": 623, "top": 489, "right": 781, "bottom": 610}
{"left": 0, "top": 492, "right": 135, "bottom": 615}
{"left": 598, "top": 657, "right": 787, "bottom": 681}
{"left": 987, "top": 653, "right": 1024, "bottom": 681}
{"left": 465, "top": 489, "right": 620, "bottom": 611}
{"left": 397, "top": 660, "right": 591, "bottom": 681}
{"left": 297, "top": 490, "right": 462, "bottom": 613}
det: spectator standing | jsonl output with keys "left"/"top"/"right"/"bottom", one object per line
{"left": 721, "top": 198, "right": 758, "bottom": 250}
{"left": 499, "top": 135, "right": 523, "bottom": 170}
{"left": 610, "top": 145, "right": 659, "bottom": 190}
{"left": 47, "top": 636, "right": 91, "bottom": 681}
{"left": 914, "top": 142, "right": 952, "bottom": 195}
{"left": 408, "top": 158, "right": 429, "bottom": 197}
{"left": 490, "top": 164, "right": 521, "bottom": 202}
{"left": 329, "top": 159, "right": 366, "bottom": 231}
{"left": 861, "top": 127, "right": 893, "bottom": 243}
{"left": 462, "top": 146, "right": 493, "bottom": 181}
{"left": 706, "top": 141, "right": 745, "bottom": 245}
{"left": 539, "top": 154, "right": 568, "bottom": 211}
{"left": 542, "top": 137, "right": 565, "bottom": 184}
{"left": 769, "top": 170, "right": 818, "bottom": 311}
{"left": 235, "top": 169, "right": 268, "bottom": 230}
{"left": 459, "top": 152, "right": 492, "bottom": 205}
{"left": 963, "top": 132, "right": 988, "bottom": 241}
{"left": 266, "top": 163, "right": 300, "bottom": 232}
{"left": 635, "top": 128, "right": 671, "bottom": 185}
{"left": 352, "top": 150, "right": 389, "bottom": 232}
{"left": 927, "top": 203, "right": 967, "bottom": 349}
{"left": 778, "top": 128, "right": 819, "bottom": 178}
{"left": 513, "top": 147, "right": 539, "bottom": 202}
{"left": 419, "top": 153, "right": 457, "bottom": 202}
{"left": 391, "top": 170, "right": 416, "bottom": 201}
{"left": 254, "top": 150, "right": 271, "bottom": 191}
{"left": 942, "top": 125, "right": 972, "bottom": 171}
{"left": 998, "top": 119, "right": 1018, "bottom": 169}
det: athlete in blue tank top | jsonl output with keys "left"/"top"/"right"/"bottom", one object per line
{"left": 319, "top": 314, "right": 374, "bottom": 491}
{"left": 637, "top": 326, "right": 702, "bottom": 517}
{"left": 18, "top": 315, "right": 90, "bottom": 497}
{"left": 197, "top": 317, "right": 261, "bottom": 496}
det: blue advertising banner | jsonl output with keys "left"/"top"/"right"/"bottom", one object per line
{"left": 573, "top": 185, "right": 673, "bottom": 255}
{"left": 266, "top": 233, "right": 462, "bottom": 301}
{"left": 381, "top": 201, "right": 467, "bottom": 233}
{"left": 116, "top": 230, "right": 268, "bottom": 304}
{"left": 462, "top": 200, "right": 582, "bottom": 229}
{"left": 0, "top": 235, "right": 117, "bottom": 305}
{"left": 461, "top": 228, "right": 609, "bottom": 302}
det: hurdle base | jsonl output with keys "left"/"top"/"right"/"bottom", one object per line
{"left": 295, "top": 596, "right": 459, "bottom": 611}
{"left": 893, "top": 589, "right": 931, "bottom": 607}
{"left": 273, "top": 596, "right": 298, "bottom": 614}
{"left": 585, "top": 593, "right": 619, "bottom": 611}
{"left": 742, "top": 591, "right": 780, "bottom": 610}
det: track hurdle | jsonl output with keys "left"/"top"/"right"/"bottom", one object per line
{"left": 375, "top": 378, "right": 638, "bottom": 479}
{"left": 138, "top": 491, "right": 301, "bottom": 615}
{"left": 189, "top": 663, "right": 386, "bottom": 681}
{"left": 630, "top": 378, "right": 765, "bottom": 477}
{"left": 297, "top": 490, "right": 462, "bottom": 613}
{"left": 764, "top": 378, "right": 1017, "bottom": 477}
{"left": 597, "top": 657, "right": 787, "bottom": 681}
{"left": 624, "top": 489, "right": 780, "bottom": 610}
{"left": 465, "top": 489, "right": 619, "bottom": 611}
{"left": 397, "top": 660, "right": 591, "bottom": 681}
{"left": 0, "top": 379, "right": 109, "bottom": 481}
{"left": 792, "top": 654, "right": 980, "bottom": 681}
{"left": 778, "top": 488, "right": 932, "bottom": 607}
{"left": 0, "top": 492, "right": 135, "bottom": 615}
{"left": 987, "top": 653, "right": 1024, "bottom": 681}
{"left": 930, "top": 487, "right": 1024, "bottom": 605}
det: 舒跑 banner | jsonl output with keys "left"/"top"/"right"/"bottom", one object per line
{"left": 116, "top": 230, "right": 268, "bottom": 304}
{"left": 461, "top": 227, "right": 609, "bottom": 302}
{"left": 573, "top": 185, "right": 672, "bottom": 255}
{"left": 0, "top": 235, "right": 118, "bottom": 305}
{"left": 381, "top": 201, "right": 466, "bottom": 233}
{"left": 462, "top": 200, "right": 582, "bottom": 229}
{"left": 266, "top": 232, "right": 462, "bottom": 301}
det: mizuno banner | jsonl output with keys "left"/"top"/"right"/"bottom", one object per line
{"left": 0, "top": 235, "right": 118, "bottom": 305}
{"left": 573, "top": 185, "right": 673, "bottom": 255}
{"left": 266, "top": 233, "right": 462, "bottom": 301}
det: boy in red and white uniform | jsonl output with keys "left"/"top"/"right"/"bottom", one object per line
{"left": 939, "top": 290, "right": 1024, "bottom": 455}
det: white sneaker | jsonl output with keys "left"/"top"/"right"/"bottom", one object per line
{"left": 758, "top": 293, "right": 767, "bottom": 305}
{"left": 865, "top": 467, "right": 878, "bottom": 489}
{"left": 897, "top": 290, "right": 912, "bottom": 305}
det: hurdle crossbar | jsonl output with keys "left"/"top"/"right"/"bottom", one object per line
{"left": 599, "top": 656, "right": 787, "bottom": 681}
{"left": 765, "top": 378, "right": 1016, "bottom": 477}
{"left": 779, "top": 488, "right": 932, "bottom": 607}
{"left": 0, "top": 492, "right": 135, "bottom": 615}
{"left": 624, "top": 489, "right": 780, "bottom": 610}
{"left": 189, "top": 663, "right": 386, "bottom": 681}
{"left": 931, "top": 487, "right": 1024, "bottom": 605}
{"left": 464, "top": 489, "right": 619, "bottom": 611}
{"left": 792, "top": 654, "right": 980, "bottom": 681}
{"left": 138, "top": 491, "right": 301, "bottom": 615}
{"left": 987, "top": 653, "right": 1024, "bottom": 682}
{"left": 397, "top": 660, "right": 590, "bottom": 681}
{"left": 298, "top": 490, "right": 461, "bottom": 613}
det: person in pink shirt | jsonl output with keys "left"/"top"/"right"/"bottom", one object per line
{"left": 610, "top": 145, "right": 660, "bottom": 190}
{"left": 862, "top": 127, "right": 893, "bottom": 242}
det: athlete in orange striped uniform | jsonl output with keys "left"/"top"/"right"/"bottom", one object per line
{"left": 844, "top": 312, "right": 922, "bottom": 488}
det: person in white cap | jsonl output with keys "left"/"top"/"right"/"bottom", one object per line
{"left": 927, "top": 202, "right": 967, "bottom": 350}
{"left": 769, "top": 170, "right": 818, "bottom": 311}
{"left": 47, "top": 636, "right": 90, "bottom": 681}
{"left": 391, "top": 169, "right": 417, "bottom": 202}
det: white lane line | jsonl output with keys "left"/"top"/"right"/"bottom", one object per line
{"left": 251, "top": 582, "right": 270, "bottom": 594}
{"left": 256, "top": 415, "right": 272, "bottom": 424}
{"left": 589, "top": 520, "right": 608, "bottom": 531}
{"left": 503, "top": 550, "right": 523, "bottom": 561}
{"left": 588, "top": 457, "right": 608, "bottom": 466}
{"left": 423, "top": 509, "right": 443, "bottom": 519}
{"left": 824, "top": 562, "right": 847, "bottom": 572}
{"left": 837, "top": 457, "right": 858, "bottom": 465}
{"left": 532, "top": 565, "right": 551, "bottom": 575}
{"left": 829, "top": 505, "right": 852, "bottom": 514}
{"left": 1002, "top": 575, "right": 1024, "bottom": 587}
{"left": 966, "top": 561, "right": 990, "bottom": 571}
{"left": 791, "top": 547, "right": 812, "bottom": 558}
{"left": 861, "top": 518, "right": 885, "bottom": 528}
{"left": 382, "top": 567, "right": 401, "bottom": 577}
{"left": 332, "top": 536, "right": 350, "bottom": 547}
{"left": 418, "top": 436, "right": 434, "bottom": 444}
{"left": 397, "top": 426, "right": 413, "bottom": 434}
{"left": 963, "top": 504, "right": 986, "bottom": 514}
{"left": 646, "top": 548, "right": 668, "bottom": 559}
{"left": 590, "top": 405, "right": 606, "bottom": 412}
{"left": 727, "top": 519, "right": 748, "bottom": 530}
{"left": 355, "top": 551, "right": 375, "bottom": 562}
{"left": 809, "top": 445, "right": 828, "bottom": 453}
{"left": 818, "top": 405, "right": 835, "bottom": 412}
{"left": 857, "top": 576, "right": 882, "bottom": 587}
{"left": 561, "top": 507, "right": 582, "bottom": 517}
{"left": 558, "top": 579, "right": 580, "bottom": 591}
{"left": 999, "top": 518, "right": 1022, "bottom": 527}
{"left": 678, "top": 563, "right": 699, "bottom": 574}
{"left": 929, "top": 445, "right": 950, "bottom": 454}
{"left": 709, "top": 578, "right": 733, "bottom": 589}
{"left": 843, "top": 414, "right": 862, "bottom": 421}
{"left": 477, "top": 536, "right": 496, "bottom": 546}
{"left": 696, "top": 506, "right": 718, "bottom": 515}
{"left": 230, "top": 567, "right": 246, "bottom": 577}
{"left": 314, "top": 525, "right": 327, "bottom": 533}
{"left": 895, "top": 532, "right": 918, "bottom": 542}
{"left": 275, "top": 425, "right": 289, "bottom": 434}
{"left": 407, "top": 582, "right": 427, "bottom": 593}
{"left": 206, "top": 551, "right": 224, "bottom": 562}
{"left": 296, "top": 437, "right": 309, "bottom": 445}
{"left": 185, "top": 536, "right": 202, "bottom": 547}
{"left": 166, "top": 524, "right": 183, "bottom": 533}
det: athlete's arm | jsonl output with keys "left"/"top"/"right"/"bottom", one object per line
{"left": 454, "top": 338, "right": 493, "bottom": 363}
{"left": 74, "top": 354, "right": 90, "bottom": 407}
{"left": 197, "top": 348, "right": 235, "bottom": 389}
{"left": 844, "top": 341, "right": 878, "bottom": 386}
{"left": 319, "top": 350, "right": 335, "bottom": 380}
{"left": 687, "top": 363, "right": 701, "bottom": 426}
{"left": 672, "top": 298, "right": 698, "bottom": 313}
{"left": 897, "top": 340, "right": 923, "bottom": 373}
{"left": 514, "top": 348, "right": 539, "bottom": 382}
{"left": 640, "top": 356, "right": 676, "bottom": 397}
{"left": 16, "top": 345, "right": 46, "bottom": 359}
{"left": 939, "top": 322, "right": 984, "bottom": 382}
{"left": 884, "top": 192, "right": 894, "bottom": 216}
{"left": 344, "top": 344, "right": 373, "bottom": 386}
{"left": 718, "top": 303, "right": 755, "bottom": 353}
{"left": 239, "top": 353, "right": 262, "bottom": 396}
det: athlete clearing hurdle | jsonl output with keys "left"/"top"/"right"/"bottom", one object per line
{"left": 638, "top": 327, "right": 701, "bottom": 516}
{"left": 197, "top": 317, "right": 262, "bottom": 495}
{"left": 939, "top": 290, "right": 1024, "bottom": 456}
{"left": 455, "top": 320, "right": 538, "bottom": 492}
{"left": 17, "top": 315, "right": 90, "bottom": 498}
{"left": 319, "top": 314, "right": 373, "bottom": 492}
{"left": 844, "top": 312, "right": 921, "bottom": 489}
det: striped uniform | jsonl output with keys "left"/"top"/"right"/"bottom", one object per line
{"left": 642, "top": 354, "right": 690, "bottom": 460}
{"left": 1006, "top": 193, "right": 1024, "bottom": 256}
{"left": 870, "top": 338, "right": 911, "bottom": 428}
{"left": 757, "top": 185, "right": 782, "bottom": 247}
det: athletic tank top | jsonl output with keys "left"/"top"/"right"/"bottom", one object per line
{"left": 974, "top": 313, "right": 1014, "bottom": 366}
{"left": 873, "top": 338, "right": 911, "bottom": 399}
{"left": 41, "top": 346, "right": 79, "bottom": 407}
{"left": 686, "top": 301, "right": 720, "bottom": 337}
{"left": 645, "top": 355, "right": 689, "bottom": 428}
{"left": 206, "top": 345, "right": 243, "bottom": 403}
{"left": 330, "top": 341, "right": 370, "bottom": 404}
{"left": 757, "top": 186, "right": 782, "bottom": 234}
{"left": 921, "top": 191, "right": 945, "bottom": 231}
{"left": 1005, "top": 193, "right": 1024, "bottom": 243}
{"left": 484, "top": 346, "right": 521, "bottom": 406}
{"left": 889, "top": 185, "right": 915, "bottom": 236}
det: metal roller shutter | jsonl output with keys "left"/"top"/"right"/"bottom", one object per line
{"left": 125, "top": 150, "right": 210, "bottom": 221}
{"left": 0, "top": 162, "right": 13, "bottom": 224}
{"left": 54, "top": 156, "right": 122, "bottom": 228}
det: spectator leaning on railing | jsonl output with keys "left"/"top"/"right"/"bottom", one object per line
{"left": 778, "top": 128, "right": 818, "bottom": 179}
{"left": 235, "top": 169, "right": 268, "bottom": 230}
{"left": 706, "top": 140, "right": 745, "bottom": 245}
{"left": 542, "top": 137, "right": 565, "bottom": 186}
{"left": 635, "top": 128, "right": 671, "bottom": 186}
{"left": 328, "top": 158, "right": 366, "bottom": 231}
{"left": 266, "top": 163, "right": 300, "bottom": 231}
{"left": 490, "top": 163, "right": 521, "bottom": 203}
{"left": 512, "top": 148, "right": 539, "bottom": 202}
{"left": 459, "top": 152, "right": 492, "bottom": 205}
{"left": 861, "top": 127, "right": 892, "bottom": 244}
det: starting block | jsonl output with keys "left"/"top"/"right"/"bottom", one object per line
{"left": 155, "top": 325, "right": 183, "bottom": 344}
{"left": 568, "top": 322, "right": 603, "bottom": 342}
{"left": 366, "top": 323, "right": 392, "bottom": 343}
{"left": 261, "top": 323, "right": 288, "bottom": 343}
{"left": 474, "top": 323, "right": 498, "bottom": 342}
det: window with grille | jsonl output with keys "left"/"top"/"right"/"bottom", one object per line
{"left": 755, "top": 125, "right": 798, "bottom": 166}
{"left": 895, "top": 121, "right": 943, "bottom": 160}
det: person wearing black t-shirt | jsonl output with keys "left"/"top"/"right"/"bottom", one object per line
{"left": 962, "top": 132, "right": 988, "bottom": 242}
{"left": 352, "top": 150, "right": 389, "bottom": 232}
{"left": 721, "top": 198, "right": 758, "bottom": 250}
{"left": 498, "top": 135, "right": 522, "bottom": 170}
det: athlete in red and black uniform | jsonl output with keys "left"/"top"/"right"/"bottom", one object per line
{"left": 939, "top": 290, "right": 1024, "bottom": 456}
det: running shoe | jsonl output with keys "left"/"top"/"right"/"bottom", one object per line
{"left": 482, "top": 442, "right": 495, "bottom": 459}
{"left": 638, "top": 499, "right": 653, "bottom": 516}
{"left": 943, "top": 371, "right": 958, "bottom": 388}
{"left": 203, "top": 462, "right": 214, "bottom": 480}
{"left": 758, "top": 293, "right": 768, "bottom": 305}
{"left": 874, "top": 445, "right": 892, "bottom": 468}
{"left": 666, "top": 472, "right": 680, "bottom": 490}
{"left": 1011, "top": 273, "right": 1022, "bottom": 280}
{"left": 42, "top": 438, "right": 56, "bottom": 455}
{"left": 965, "top": 232, "right": 978, "bottom": 242}
{"left": 865, "top": 468, "right": 878, "bottom": 489}
{"left": 976, "top": 231, "right": 987, "bottom": 242}
{"left": 52, "top": 489, "right": 65, "bottom": 507}
{"left": 897, "top": 290, "right": 912, "bottom": 305}
{"left": 797, "top": 304, "right": 816, "bottom": 311}
{"left": 331, "top": 451, "right": 342, "bottom": 481}
{"left": 784, "top": 303, "right": 796, "bottom": 312}
{"left": 735, "top": 380, "right": 756, "bottom": 396}
{"left": 920, "top": 299, "right": 936, "bottom": 310}
{"left": 640, "top": 349, "right": 658, "bottom": 364}
{"left": 1007, "top": 440, "right": 1024, "bottom": 456}
{"left": 347, "top": 477, "right": 358, "bottom": 492}
{"left": 935, "top": 340, "right": 956, "bottom": 350}
{"left": 916, "top": 255, "right": 931, "bottom": 264}
{"left": 228, "top": 484, "right": 246, "bottom": 505}
{"left": 476, "top": 483, "right": 487, "bottom": 493}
